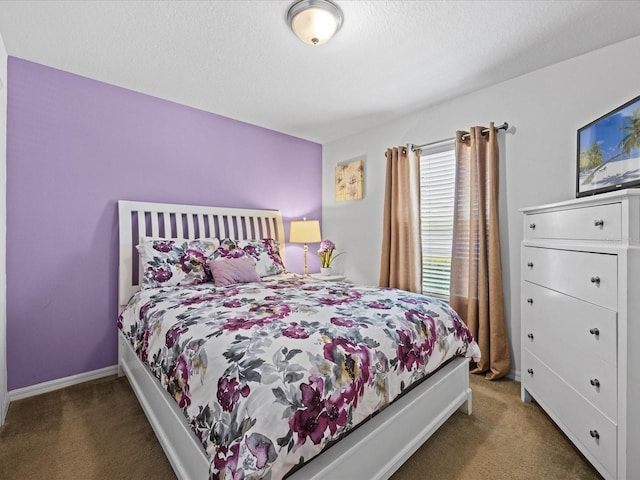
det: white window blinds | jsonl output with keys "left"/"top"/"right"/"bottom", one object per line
{"left": 419, "top": 142, "right": 456, "bottom": 298}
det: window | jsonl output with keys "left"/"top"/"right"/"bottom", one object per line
{"left": 419, "top": 141, "right": 456, "bottom": 298}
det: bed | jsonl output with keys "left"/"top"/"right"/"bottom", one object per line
{"left": 117, "top": 200, "right": 480, "bottom": 480}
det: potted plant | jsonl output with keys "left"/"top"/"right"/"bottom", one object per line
{"left": 317, "top": 239, "right": 343, "bottom": 275}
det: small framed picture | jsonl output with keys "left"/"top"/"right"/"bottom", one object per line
{"left": 335, "top": 159, "right": 364, "bottom": 201}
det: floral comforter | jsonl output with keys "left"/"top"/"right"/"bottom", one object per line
{"left": 118, "top": 275, "right": 481, "bottom": 480}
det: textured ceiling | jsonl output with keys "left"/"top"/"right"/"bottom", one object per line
{"left": 1, "top": 1, "right": 640, "bottom": 143}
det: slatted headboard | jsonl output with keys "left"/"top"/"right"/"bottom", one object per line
{"left": 118, "top": 200, "right": 286, "bottom": 309}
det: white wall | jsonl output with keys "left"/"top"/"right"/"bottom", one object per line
{"left": 0, "top": 31, "right": 7, "bottom": 424}
{"left": 322, "top": 35, "right": 640, "bottom": 379}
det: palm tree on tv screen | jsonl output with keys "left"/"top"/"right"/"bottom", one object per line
{"left": 580, "top": 142, "right": 604, "bottom": 172}
{"left": 618, "top": 107, "right": 640, "bottom": 156}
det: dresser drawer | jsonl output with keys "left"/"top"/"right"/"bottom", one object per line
{"left": 524, "top": 202, "right": 622, "bottom": 241}
{"left": 522, "top": 282, "right": 617, "bottom": 366}
{"left": 523, "top": 283, "right": 617, "bottom": 420}
{"left": 523, "top": 351, "right": 617, "bottom": 478}
{"left": 522, "top": 246, "right": 617, "bottom": 310}
{"left": 528, "top": 342, "right": 616, "bottom": 422}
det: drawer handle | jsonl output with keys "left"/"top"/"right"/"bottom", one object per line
{"left": 527, "top": 298, "right": 534, "bottom": 304}
{"left": 527, "top": 368, "right": 534, "bottom": 375}
{"left": 590, "top": 378, "right": 600, "bottom": 388}
{"left": 529, "top": 223, "right": 536, "bottom": 230}
{"left": 590, "top": 430, "right": 600, "bottom": 440}
{"left": 589, "top": 328, "right": 600, "bottom": 336}
{"left": 590, "top": 276, "right": 601, "bottom": 285}
{"left": 527, "top": 333, "right": 534, "bottom": 340}
{"left": 527, "top": 262, "right": 534, "bottom": 268}
{"left": 594, "top": 219, "right": 605, "bottom": 227}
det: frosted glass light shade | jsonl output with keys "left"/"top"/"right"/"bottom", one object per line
{"left": 287, "top": 0, "right": 343, "bottom": 46}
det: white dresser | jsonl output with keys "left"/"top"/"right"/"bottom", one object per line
{"left": 521, "top": 189, "right": 640, "bottom": 480}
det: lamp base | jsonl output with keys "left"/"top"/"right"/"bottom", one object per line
{"left": 303, "top": 243, "right": 309, "bottom": 276}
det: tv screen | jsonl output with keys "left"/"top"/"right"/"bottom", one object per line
{"left": 577, "top": 94, "right": 640, "bottom": 197}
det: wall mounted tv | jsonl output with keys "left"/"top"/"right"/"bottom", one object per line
{"left": 577, "top": 94, "right": 640, "bottom": 197}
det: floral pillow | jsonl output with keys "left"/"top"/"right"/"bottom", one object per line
{"left": 212, "top": 238, "right": 285, "bottom": 277}
{"left": 137, "top": 237, "right": 220, "bottom": 289}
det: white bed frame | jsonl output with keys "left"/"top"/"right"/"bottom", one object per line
{"left": 117, "top": 200, "right": 472, "bottom": 480}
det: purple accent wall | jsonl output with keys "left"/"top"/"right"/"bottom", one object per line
{"left": 6, "top": 58, "right": 322, "bottom": 390}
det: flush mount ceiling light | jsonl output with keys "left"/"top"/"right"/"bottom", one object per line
{"left": 287, "top": 0, "right": 343, "bottom": 46}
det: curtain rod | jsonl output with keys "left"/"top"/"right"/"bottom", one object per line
{"left": 411, "top": 122, "right": 509, "bottom": 151}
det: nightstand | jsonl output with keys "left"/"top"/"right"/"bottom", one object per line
{"left": 309, "top": 273, "right": 347, "bottom": 282}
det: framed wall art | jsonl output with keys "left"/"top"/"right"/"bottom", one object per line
{"left": 335, "top": 159, "right": 364, "bottom": 201}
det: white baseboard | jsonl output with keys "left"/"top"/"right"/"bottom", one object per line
{"left": 8, "top": 365, "right": 119, "bottom": 401}
{"left": 1, "top": 395, "right": 8, "bottom": 425}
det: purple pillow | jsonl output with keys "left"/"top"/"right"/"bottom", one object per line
{"left": 207, "top": 256, "right": 260, "bottom": 287}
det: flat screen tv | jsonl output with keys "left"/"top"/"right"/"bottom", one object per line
{"left": 577, "top": 94, "right": 640, "bottom": 197}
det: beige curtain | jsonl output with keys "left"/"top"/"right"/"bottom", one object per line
{"left": 449, "top": 123, "right": 511, "bottom": 380}
{"left": 379, "top": 146, "right": 422, "bottom": 293}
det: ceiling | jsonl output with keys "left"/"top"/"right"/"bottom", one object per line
{"left": 1, "top": 1, "right": 640, "bottom": 144}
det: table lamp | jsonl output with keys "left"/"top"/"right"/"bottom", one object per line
{"left": 289, "top": 218, "right": 321, "bottom": 275}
